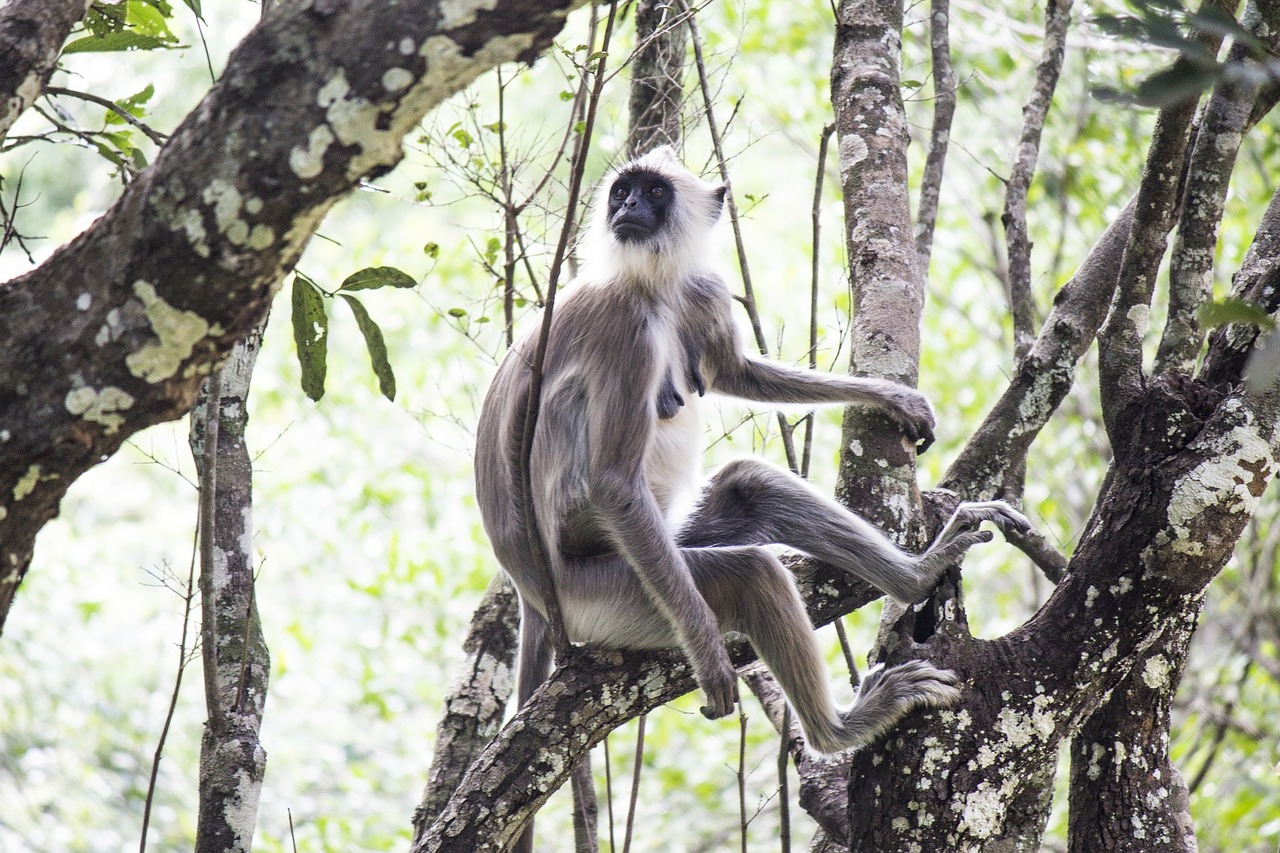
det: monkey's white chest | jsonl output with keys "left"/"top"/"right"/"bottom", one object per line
{"left": 645, "top": 352, "right": 703, "bottom": 522}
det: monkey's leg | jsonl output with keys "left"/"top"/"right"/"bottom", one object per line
{"left": 679, "top": 459, "right": 1025, "bottom": 603}
{"left": 688, "top": 546, "right": 960, "bottom": 754}
{"left": 558, "top": 547, "right": 957, "bottom": 754}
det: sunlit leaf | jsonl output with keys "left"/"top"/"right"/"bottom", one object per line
{"left": 341, "top": 295, "right": 396, "bottom": 402}
{"left": 338, "top": 266, "right": 417, "bottom": 292}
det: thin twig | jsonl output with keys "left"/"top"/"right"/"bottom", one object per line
{"left": 197, "top": 372, "right": 223, "bottom": 727}
{"left": 139, "top": 550, "right": 198, "bottom": 853}
{"left": 45, "top": 86, "right": 167, "bottom": 145}
{"left": 803, "top": 124, "right": 836, "bottom": 478}
{"left": 517, "top": 0, "right": 619, "bottom": 657}
{"left": 621, "top": 715, "right": 646, "bottom": 853}
{"left": 685, "top": 3, "right": 799, "bottom": 472}
{"left": 777, "top": 705, "right": 791, "bottom": 853}
{"left": 604, "top": 736, "right": 617, "bottom": 852}
{"left": 738, "top": 704, "right": 749, "bottom": 853}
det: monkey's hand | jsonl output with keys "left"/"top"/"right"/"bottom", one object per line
{"left": 690, "top": 641, "right": 739, "bottom": 720}
{"left": 881, "top": 385, "right": 937, "bottom": 454}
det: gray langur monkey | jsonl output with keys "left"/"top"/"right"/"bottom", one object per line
{"left": 475, "top": 146, "right": 1029, "bottom": 760}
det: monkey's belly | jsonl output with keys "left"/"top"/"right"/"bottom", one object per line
{"left": 644, "top": 395, "right": 702, "bottom": 519}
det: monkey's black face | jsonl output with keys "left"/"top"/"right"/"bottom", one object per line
{"left": 607, "top": 170, "right": 674, "bottom": 244}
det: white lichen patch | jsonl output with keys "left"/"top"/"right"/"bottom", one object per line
{"left": 839, "top": 133, "right": 869, "bottom": 176}
{"left": 1086, "top": 742, "right": 1107, "bottom": 781}
{"left": 1142, "top": 654, "right": 1171, "bottom": 690}
{"left": 1126, "top": 303, "right": 1150, "bottom": 332}
{"left": 382, "top": 67, "right": 414, "bottom": 92}
{"left": 995, "top": 694, "right": 1055, "bottom": 749}
{"left": 172, "top": 208, "right": 211, "bottom": 258}
{"left": 290, "top": 125, "right": 335, "bottom": 180}
{"left": 125, "top": 281, "right": 212, "bottom": 383}
{"left": 202, "top": 179, "right": 276, "bottom": 250}
{"left": 13, "top": 465, "right": 41, "bottom": 501}
{"left": 959, "top": 780, "right": 1011, "bottom": 839}
{"left": 1165, "top": 406, "right": 1274, "bottom": 554}
{"left": 65, "top": 385, "right": 135, "bottom": 435}
{"left": 95, "top": 308, "right": 126, "bottom": 347}
{"left": 1110, "top": 576, "right": 1133, "bottom": 596}
{"left": 439, "top": 0, "right": 499, "bottom": 28}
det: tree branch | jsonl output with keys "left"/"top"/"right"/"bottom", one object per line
{"left": 914, "top": 0, "right": 956, "bottom": 274}
{"left": 1156, "top": 0, "right": 1280, "bottom": 375}
{"left": 1096, "top": 0, "right": 1241, "bottom": 456}
{"left": 1001, "top": 0, "right": 1074, "bottom": 364}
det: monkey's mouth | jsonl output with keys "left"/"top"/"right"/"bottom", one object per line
{"left": 611, "top": 218, "right": 653, "bottom": 243}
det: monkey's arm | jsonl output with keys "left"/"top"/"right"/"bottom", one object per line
{"left": 699, "top": 307, "right": 936, "bottom": 450}
{"left": 582, "top": 336, "right": 738, "bottom": 719}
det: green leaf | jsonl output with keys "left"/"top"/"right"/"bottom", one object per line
{"left": 291, "top": 274, "right": 329, "bottom": 401}
{"left": 1198, "top": 298, "right": 1276, "bottom": 331}
{"left": 338, "top": 266, "right": 417, "bottom": 292}
{"left": 341, "top": 295, "right": 396, "bottom": 402}
{"left": 63, "top": 31, "right": 175, "bottom": 54}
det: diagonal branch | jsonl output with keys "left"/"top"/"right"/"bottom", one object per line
{"left": 942, "top": 197, "right": 1135, "bottom": 499}
{"left": 1156, "top": 0, "right": 1280, "bottom": 375}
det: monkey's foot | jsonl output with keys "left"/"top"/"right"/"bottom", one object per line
{"left": 821, "top": 660, "right": 961, "bottom": 754}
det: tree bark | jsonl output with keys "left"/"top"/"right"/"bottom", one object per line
{"left": 0, "top": 0, "right": 86, "bottom": 141}
{"left": 412, "top": 577, "right": 520, "bottom": 841}
{"left": 188, "top": 323, "right": 271, "bottom": 853}
{"left": 627, "top": 0, "right": 687, "bottom": 157}
{"left": 830, "top": 0, "right": 925, "bottom": 542}
{"left": 0, "top": 0, "right": 587, "bottom": 637}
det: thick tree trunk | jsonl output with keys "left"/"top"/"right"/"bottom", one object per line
{"left": 830, "top": 0, "right": 925, "bottom": 542}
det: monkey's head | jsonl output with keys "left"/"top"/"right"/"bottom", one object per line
{"left": 584, "top": 146, "right": 727, "bottom": 285}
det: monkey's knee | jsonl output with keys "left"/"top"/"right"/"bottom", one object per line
{"left": 709, "top": 547, "right": 807, "bottom": 634}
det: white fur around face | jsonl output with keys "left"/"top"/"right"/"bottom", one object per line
{"left": 579, "top": 146, "right": 726, "bottom": 292}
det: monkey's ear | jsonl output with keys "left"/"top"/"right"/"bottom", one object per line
{"left": 711, "top": 184, "right": 727, "bottom": 220}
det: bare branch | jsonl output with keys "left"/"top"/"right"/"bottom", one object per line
{"left": 943, "top": 197, "right": 1135, "bottom": 499}
{"left": 0, "top": 0, "right": 590, "bottom": 637}
{"left": 45, "top": 86, "right": 169, "bottom": 146}
{"left": 1001, "top": 0, "right": 1075, "bottom": 363}
{"left": 914, "top": 0, "right": 958, "bottom": 273}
